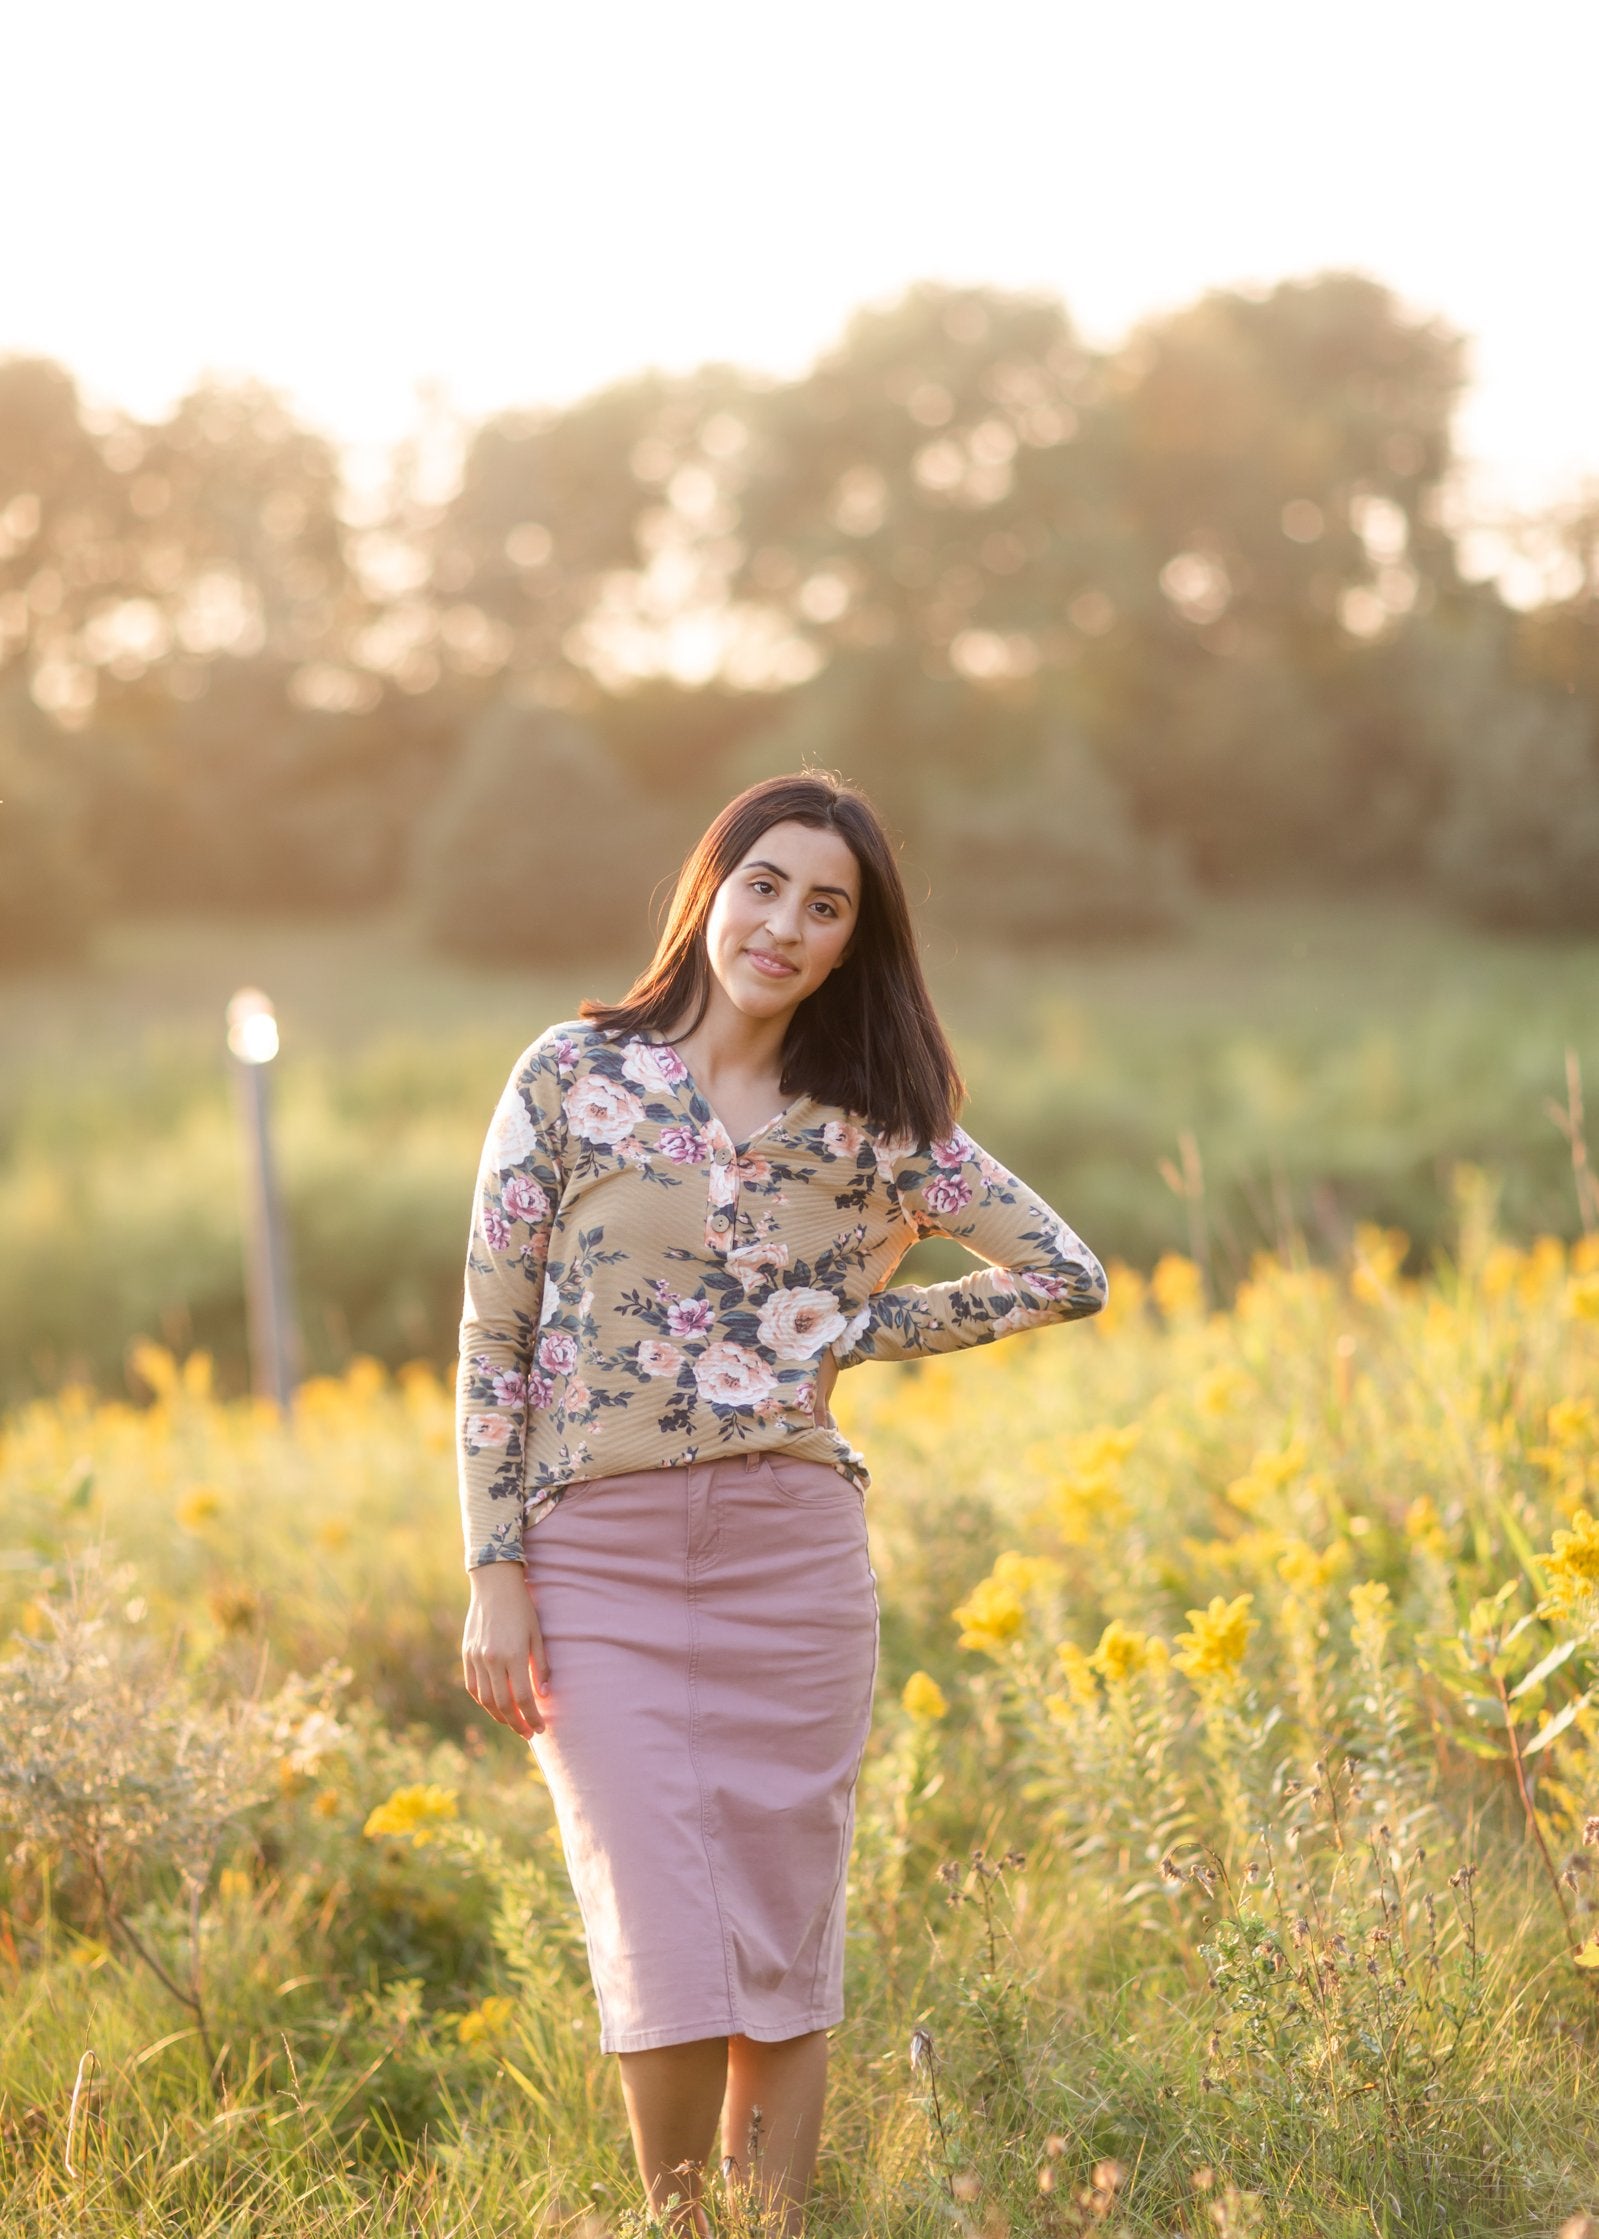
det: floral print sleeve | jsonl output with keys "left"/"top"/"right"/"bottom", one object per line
{"left": 831, "top": 1125, "right": 1108, "bottom": 1369}
{"left": 456, "top": 1031, "right": 571, "bottom": 1570}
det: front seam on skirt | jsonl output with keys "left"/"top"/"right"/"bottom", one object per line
{"left": 685, "top": 1459, "right": 742, "bottom": 2036}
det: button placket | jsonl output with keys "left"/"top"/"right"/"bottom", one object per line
{"left": 704, "top": 1118, "right": 739, "bottom": 1254}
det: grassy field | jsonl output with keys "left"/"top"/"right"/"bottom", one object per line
{"left": 1, "top": 895, "right": 1595, "bottom": 1406}
{"left": 2, "top": 1207, "right": 1598, "bottom": 2234}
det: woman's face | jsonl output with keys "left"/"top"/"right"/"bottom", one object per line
{"left": 703, "top": 818, "right": 861, "bottom": 1022}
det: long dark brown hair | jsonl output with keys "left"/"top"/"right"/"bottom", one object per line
{"left": 578, "top": 772, "right": 964, "bottom": 1144}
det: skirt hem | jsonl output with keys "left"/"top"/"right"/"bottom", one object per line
{"left": 600, "top": 2006, "right": 843, "bottom": 2056}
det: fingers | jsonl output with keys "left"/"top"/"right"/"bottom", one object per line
{"left": 461, "top": 1621, "right": 550, "bottom": 1739}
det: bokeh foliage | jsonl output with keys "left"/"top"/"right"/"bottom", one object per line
{"left": 2, "top": 272, "right": 1597, "bottom": 967}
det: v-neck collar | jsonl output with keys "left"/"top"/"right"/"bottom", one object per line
{"left": 643, "top": 1035, "right": 814, "bottom": 1155}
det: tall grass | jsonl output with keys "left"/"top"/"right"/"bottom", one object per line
{"left": 3, "top": 1173, "right": 1598, "bottom": 2233}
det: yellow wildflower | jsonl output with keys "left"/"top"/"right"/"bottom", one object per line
{"left": 1567, "top": 1274, "right": 1599, "bottom": 1323}
{"left": 1228, "top": 1441, "right": 1308, "bottom": 1514}
{"left": 1143, "top": 1636, "right": 1172, "bottom": 1677}
{"left": 1065, "top": 1424, "right": 1143, "bottom": 1472}
{"left": 344, "top": 1354, "right": 387, "bottom": 1400}
{"left": 1173, "top": 1593, "right": 1256, "bottom": 1686}
{"left": 1479, "top": 1243, "right": 1522, "bottom": 1300}
{"left": 1150, "top": 1254, "right": 1204, "bottom": 1321}
{"left": 1090, "top": 1619, "right": 1150, "bottom": 1683}
{"left": 128, "top": 1340, "right": 180, "bottom": 1399}
{"left": 952, "top": 1575, "right": 1025, "bottom": 1654}
{"left": 1573, "top": 1233, "right": 1599, "bottom": 1275}
{"left": 176, "top": 1484, "right": 223, "bottom": 1531}
{"left": 313, "top": 1787, "right": 343, "bottom": 1819}
{"left": 456, "top": 1994, "right": 515, "bottom": 2046}
{"left": 218, "top": 1866, "right": 251, "bottom": 1903}
{"left": 1276, "top": 1538, "right": 1348, "bottom": 1595}
{"left": 363, "top": 1783, "right": 460, "bottom": 1847}
{"left": 1549, "top": 1398, "right": 1596, "bottom": 1446}
{"left": 952, "top": 1551, "right": 1063, "bottom": 1653}
{"left": 1351, "top": 1224, "right": 1409, "bottom": 1304}
{"left": 1055, "top": 1641, "right": 1099, "bottom": 1706}
{"left": 901, "top": 1670, "right": 949, "bottom": 1721}
{"left": 1052, "top": 1472, "right": 1131, "bottom": 1544}
{"left": 1544, "top": 1510, "right": 1599, "bottom": 1615}
{"left": 315, "top": 1518, "right": 351, "bottom": 1552}
{"left": 1403, "top": 1494, "right": 1449, "bottom": 1557}
{"left": 1349, "top": 1579, "right": 1393, "bottom": 1660}
{"left": 1195, "top": 1367, "right": 1251, "bottom": 1419}
{"left": 1519, "top": 1236, "right": 1566, "bottom": 1304}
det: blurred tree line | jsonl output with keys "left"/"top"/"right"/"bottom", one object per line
{"left": 3, "top": 271, "right": 1597, "bottom": 970}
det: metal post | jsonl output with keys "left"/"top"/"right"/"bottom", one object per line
{"left": 226, "top": 988, "right": 301, "bottom": 1409}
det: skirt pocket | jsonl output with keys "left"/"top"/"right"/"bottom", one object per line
{"left": 758, "top": 1450, "right": 864, "bottom": 1507}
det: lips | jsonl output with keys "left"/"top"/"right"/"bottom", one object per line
{"left": 745, "top": 949, "right": 798, "bottom": 978}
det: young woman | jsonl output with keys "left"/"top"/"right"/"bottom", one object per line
{"left": 457, "top": 771, "right": 1107, "bottom": 2233}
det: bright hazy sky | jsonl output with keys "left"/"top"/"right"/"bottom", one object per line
{"left": 7, "top": 0, "right": 1594, "bottom": 520}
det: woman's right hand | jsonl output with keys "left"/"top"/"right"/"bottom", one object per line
{"left": 462, "top": 1563, "right": 552, "bottom": 1738}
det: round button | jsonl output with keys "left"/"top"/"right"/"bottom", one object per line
{"left": 711, "top": 1210, "right": 731, "bottom": 1229}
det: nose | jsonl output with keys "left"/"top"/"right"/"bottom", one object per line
{"left": 760, "top": 902, "right": 805, "bottom": 946}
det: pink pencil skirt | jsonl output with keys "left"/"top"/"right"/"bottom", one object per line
{"left": 521, "top": 1448, "right": 880, "bottom": 2055}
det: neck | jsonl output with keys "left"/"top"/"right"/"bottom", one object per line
{"left": 665, "top": 983, "right": 793, "bottom": 1086}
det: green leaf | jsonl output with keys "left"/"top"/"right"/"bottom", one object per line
{"left": 1509, "top": 1639, "right": 1580, "bottom": 1700}
{"left": 1451, "top": 1730, "right": 1508, "bottom": 1761}
{"left": 1459, "top": 1692, "right": 1508, "bottom": 1724}
{"left": 1521, "top": 1696, "right": 1589, "bottom": 1757}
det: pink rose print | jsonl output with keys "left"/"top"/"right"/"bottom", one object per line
{"left": 872, "top": 1130, "right": 916, "bottom": 1185}
{"left": 526, "top": 1371, "right": 554, "bottom": 1409}
{"left": 481, "top": 1204, "right": 511, "bottom": 1250}
{"left": 502, "top": 1172, "right": 550, "bottom": 1224}
{"left": 707, "top": 1161, "right": 739, "bottom": 1210}
{"left": 692, "top": 1342, "right": 774, "bottom": 1408}
{"left": 563, "top": 1377, "right": 592, "bottom": 1414}
{"left": 464, "top": 1413, "right": 511, "bottom": 1449}
{"left": 537, "top": 1330, "right": 578, "bottom": 1373}
{"left": 564, "top": 1074, "right": 646, "bottom": 1147}
{"left": 637, "top": 1339, "right": 686, "bottom": 1378}
{"left": 554, "top": 1036, "right": 577, "bottom": 1066}
{"left": 922, "top": 1170, "right": 973, "bottom": 1217}
{"left": 488, "top": 1368, "right": 528, "bottom": 1405}
{"left": 823, "top": 1119, "right": 867, "bottom": 1157}
{"left": 726, "top": 1236, "right": 790, "bottom": 1285}
{"left": 993, "top": 1302, "right": 1050, "bottom": 1336}
{"left": 737, "top": 1153, "right": 772, "bottom": 1185}
{"left": 930, "top": 1131, "right": 973, "bottom": 1169}
{"left": 621, "top": 1038, "right": 690, "bottom": 1093}
{"left": 1027, "top": 1272, "right": 1071, "bottom": 1299}
{"left": 667, "top": 1296, "right": 715, "bottom": 1338}
{"left": 756, "top": 1285, "right": 849, "bottom": 1361}
{"left": 658, "top": 1124, "right": 708, "bottom": 1165}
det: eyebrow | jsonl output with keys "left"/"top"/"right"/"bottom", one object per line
{"left": 746, "top": 858, "right": 856, "bottom": 903}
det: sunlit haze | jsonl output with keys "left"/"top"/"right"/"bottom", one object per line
{"left": 6, "top": 0, "right": 1594, "bottom": 522}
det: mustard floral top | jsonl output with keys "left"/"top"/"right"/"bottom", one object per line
{"left": 456, "top": 1019, "right": 1108, "bottom": 1569}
